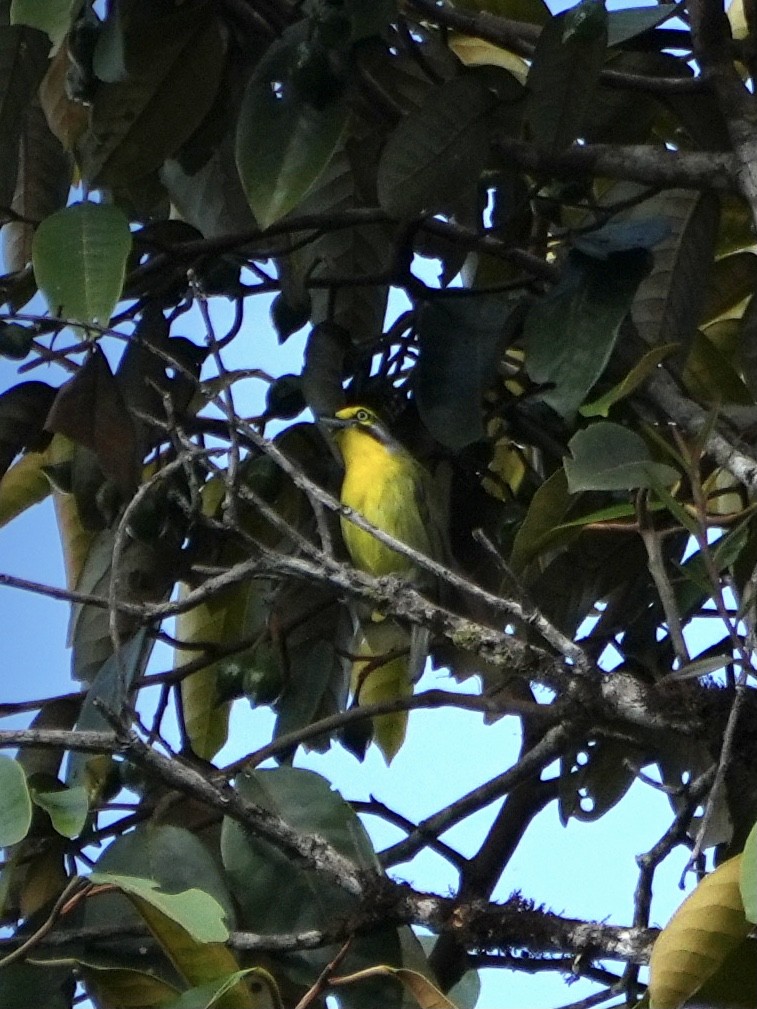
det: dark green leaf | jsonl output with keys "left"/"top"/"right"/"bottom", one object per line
{"left": 701, "top": 251, "right": 757, "bottom": 326}
{"left": 525, "top": 0, "right": 608, "bottom": 153}
{"left": 524, "top": 249, "right": 651, "bottom": 418}
{"left": 77, "top": 7, "right": 226, "bottom": 186}
{"left": 415, "top": 294, "right": 514, "bottom": 448}
{"left": 0, "top": 380, "right": 56, "bottom": 479}
{"left": 0, "top": 23, "right": 50, "bottom": 204}
{"left": 630, "top": 189, "right": 721, "bottom": 367}
{"left": 377, "top": 70, "right": 514, "bottom": 218}
{"left": 0, "top": 321, "right": 32, "bottom": 358}
{"left": 236, "top": 28, "right": 349, "bottom": 229}
{"left": 606, "top": 5, "right": 676, "bottom": 46}
{"left": 0, "top": 963, "right": 72, "bottom": 1009}
{"left": 564, "top": 422, "right": 679, "bottom": 491}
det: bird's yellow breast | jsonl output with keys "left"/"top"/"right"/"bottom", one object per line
{"left": 337, "top": 426, "right": 432, "bottom": 577}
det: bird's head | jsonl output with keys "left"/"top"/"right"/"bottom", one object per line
{"left": 323, "top": 405, "right": 390, "bottom": 442}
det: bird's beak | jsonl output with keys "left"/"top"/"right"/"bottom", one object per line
{"left": 320, "top": 415, "right": 349, "bottom": 431}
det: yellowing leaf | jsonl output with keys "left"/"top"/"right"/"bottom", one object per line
{"left": 649, "top": 855, "right": 751, "bottom": 1009}
{"left": 449, "top": 33, "right": 529, "bottom": 84}
{"left": 580, "top": 343, "right": 678, "bottom": 417}
{"left": 0, "top": 451, "right": 50, "bottom": 528}
{"left": 334, "top": 965, "right": 459, "bottom": 1009}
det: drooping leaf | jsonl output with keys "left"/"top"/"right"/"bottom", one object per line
{"left": 377, "top": 69, "right": 517, "bottom": 218}
{"left": 32, "top": 201, "right": 132, "bottom": 327}
{"left": 333, "top": 965, "right": 457, "bottom": 1008}
{"left": 38, "top": 40, "right": 90, "bottom": 152}
{"left": 700, "top": 251, "right": 757, "bottom": 325}
{"left": 0, "top": 450, "right": 50, "bottom": 528}
{"left": 77, "top": 6, "right": 226, "bottom": 187}
{"left": 0, "top": 380, "right": 56, "bottom": 479}
{"left": 416, "top": 294, "right": 514, "bottom": 448}
{"left": 0, "top": 755, "right": 32, "bottom": 846}
{"left": 524, "top": 0, "right": 608, "bottom": 153}
{"left": 630, "top": 190, "right": 721, "bottom": 366}
{"left": 449, "top": 33, "right": 529, "bottom": 84}
{"left": 564, "top": 422, "right": 679, "bottom": 492}
{"left": 0, "top": 963, "right": 72, "bottom": 1009}
{"left": 649, "top": 855, "right": 752, "bottom": 1009}
{"left": 559, "top": 738, "right": 636, "bottom": 824}
{"left": 524, "top": 249, "right": 652, "bottom": 418}
{"left": 580, "top": 343, "right": 678, "bottom": 418}
{"left": 2, "top": 100, "right": 72, "bottom": 275}
{"left": 606, "top": 6, "right": 676, "bottom": 46}
{"left": 741, "top": 819, "right": 757, "bottom": 923}
{"left": 510, "top": 468, "right": 575, "bottom": 573}
{"left": 236, "top": 26, "right": 349, "bottom": 229}
{"left": 10, "top": 0, "right": 76, "bottom": 46}
{"left": 0, "top": 23, "right": 50, "bottom": 205}
{"left": 684, "top": 330, "right": 754, "bottom": 405}
{"left": 89, "top": 872, "right": 229, "bottom": 945}
{"left": 29, "top": 782, "right": 88, "bottom": 838}
{"left": 221, "top": 767, "right": 401, "bottom": 1006}
{"left": 45, "top": 346, "right": 140, "bottom": 498}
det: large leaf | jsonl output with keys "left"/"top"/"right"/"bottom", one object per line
{"left": 564, "top": 422, "right": 679, "bottom": 492}
{"left": 524, "top": 0, "right": 607, "bottom": 153}
{"left": 76, "top": 4, "right": 226, "bottom": 186}
{"left": 29, "top": 782, "right": 88, "bottom": 839}
{"left": 236, "top": 27, "right": 349, "bottom": 229}
{"left": 524, "top": 249, "right": 651, "bottom": 418}
{"left": 649, "top": 855, "right": 752, "bottom": 1009}
{"left": 629, "top": 190, "right": 721, "bottom": 365}
{"left": 0, "top": 380, "right": 56, "bottom": 479}
{"left": 221, "top": 768, "right": 401, "bottom": 1007}
{"left": 10, "top": 0, "right": 76, "bottom": 46}
{"left": 700, "top": 251, "right": 757, "bottom": 326}
{"left": 3, "top": 100, "right": 72, "bottom": 275}
{"left": 32, "top": 201, "right": 132, "bottom": 327}
{"left": 377, "top": 69, "right": 517, "bottom": 218}
{"left": 289, "top": 143, "right": 394, "bottom": 349}
{"left": 0, "top": 755, "right": 32, "bottom": 846}
{"left": 45, "top": 346, "right": 140, "bottom": 498}
{"left": 0, "top": 964, "right": 72, "bottom": 1009}
{"left": 415, "top": 293, "right": 514, "bottom": 447}
{"left": 0, "top": 23, "right": 50, "bottom": 205}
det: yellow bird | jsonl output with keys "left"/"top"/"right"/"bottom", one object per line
{"left": 325, "top": 405, "right": 445, "bottom": 684}
{"left": 326, "top": 405, "right": 444, "bottom": 582}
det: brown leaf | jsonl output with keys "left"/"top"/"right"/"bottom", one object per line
{"left": 45, "top": 346, "right": 140, "bottom": 498}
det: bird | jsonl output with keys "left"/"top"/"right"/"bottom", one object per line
{"left": 325, "top": 405, "right": 444, "bottom": 580}
{"left": 324, "top": 405, "right": 446, "bottom": 683}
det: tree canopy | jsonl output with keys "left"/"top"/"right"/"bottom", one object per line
{"left": 0, "top": 0, "right": 756, "bottom": 1006}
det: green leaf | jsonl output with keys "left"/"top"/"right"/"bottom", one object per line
{"left": 524, "top": 249, "right": 651, "bottom": 418}
{"left": 700, "top": 251, "right": 757, "bottom": 325}
{"left": 236, "top": 29, "right": 349, "bottom": 229}
{"left": 30, "top": 783, "right": 88, "bottom": 838}
{"left": 564, "top": 422, "right": 679, "bottom": 492}
{"left": 524, "top": 0, "right": 608, "bottom": 153}
{"left": 510, "top": 468, "right": 574, "bottom": 573}
{"left": 740, "top": 819, "right": 757, "bottom": 924}
{"left": 10, "top": 0, "right": 76, "bottom": 46}
{"left": 0, "top": 23, "right": 50, "bottom": 205}
{"left": 32, "top": 201, "right": 132, "bottom": 327}
{"left": 630, "top": 189, "right": 720, "bottom": 365}
{"left": 163, "top": 968, "right": 279, "bottom": 1009}
{"left": 377, "top": 70, "right": 515, "bottom": 218}
{"left": 90, "top": 871, "right": 230, "bottom": 944}
{"left": 606, "top": 5, "right": 676, "bottom": 46}
{"left": 0, "top": 755, "right": 32, "bottom": 846}
{"left": 0, "top": 380, "right": 55, "bottom": 480}
{"left": 580, "top": 343, "right": 678, "bottom": 417}
{"left": 0, "top": 963, "right": 72, "bottom": 1009}
{"left": 415, "top": 294, "right": 513, "bottom": 448}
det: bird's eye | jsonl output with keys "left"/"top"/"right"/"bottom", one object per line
{"left": 355, "top": 409, "right": 370, "bottom": 423}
